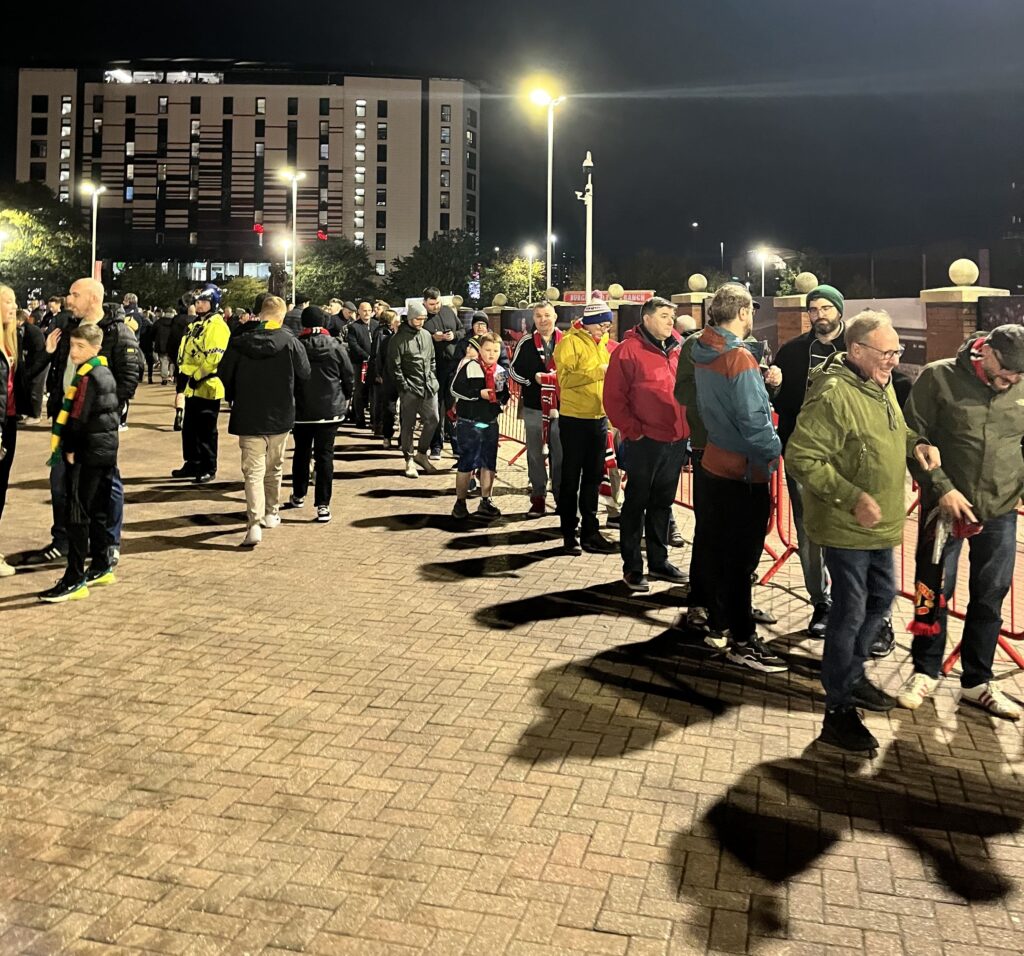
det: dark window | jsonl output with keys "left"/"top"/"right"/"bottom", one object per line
{"left": 93, "top": 94, "right": 104, "bottom": 113}
{"left": 30, "top": 141, "right": 47, "bottom": 158}
{"left": 223, "top": 95, "right": 233, "bottom": 114}
{"left": 376, "top": 188, "right": 387, "bottom": 206}
{"left": 157, "top": 118, "right": 168, "bottom": 157}
{"left": 441, "top": 104, "right": 451, "bottom": 122}
{"left": 221, "top": 119, "right": 233, "bottom": 223}
{"left": 377, "top": 99, "right": 388, "bottom": 118}
{"left": 376, "top": 166, "right": 387, "bottom": 185}
{"left": 190, "top": 95, "right": 201, "bottom": 114}
{"left": 320, "top": 97, "right": 330, "bottom": 116}
{"left": 158, "top": 96, "right": 168, "bottom": 113}
{"left": 376, "top": 232, "right": 386, "bottom": 251}
{"left": 319, "top": 166, "right": 329, "bottom": 188}
{"left": 31, "top": 94, "right": 48, "bottom": 113}
{"left": 255, "top": 119, "right": 265, "bottom": 137}
{"left": 467, "top": 193, "right": 477, "bottom": 212}
{"left": 288, "top": 97, "right": 298, "bottom": 115}
{"left": 29, "top": 162, "right": 46, "bottom": 182}
{"left": 377, "top": 144, "right": 387, "bottom": 163}
{"left": 125, "top": 94, "right": 136, "bottom": 113}
{"left": 440, "top": 170, "right": 450, "bottom": 188}
{"left": 287, "top": 120, "right": 298, "bottom": 164}
{"left": 30, "top": 117, "right": 48, "bottom": 136}
{"left": 467, "top": 107, "right": 478, "bottom": 127}
{"left": 440, "top": 191, "right": 450, "bottom": 209}
{"left": 467, "top": 173, "right": 476, "bottom": 191}
{"left": 467, "top": 214, "right": 477, "bottom": 232}
{"left": 376, "top": 211, "right": 386, "bottom": 229}
{"left": 467, "top": 150, "right": 477, "bottom": 170}
{"left": 440, "top": 212, "right": 450, "bottom": 231}
{"left": 125, "top": 119, "right": 136, "bottom": 140}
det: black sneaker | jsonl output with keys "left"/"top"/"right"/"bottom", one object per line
{"left": 562, "top": 537, "right": 582, "bottom": 556}
{"left": 727, "top": 635, "right": 788, "bottom": 673}
{"left": 18, "top": 544, "right": 68, "bottom": 566}
{"left": 849, "top": 676, "right": 898, "bottom": 712}
{"left": 171, "top": 465, "right": 198, "bottom": 478}
{"left": 668, "top": 525, "right": 686, "bottom": 548}
{"left": 648, "top": 562, "right": 688, "bottom": 584}
{"left": 870, "top": 619, "right": 895, "bottom": 659}
{"left": 819, "top": 707, "right": 878, "bottom": 753}
{"left": 38, "top": 578, "right": 89, "bottom": 603}
{"left": 606, "top": 514, "right": 622, "bottom": 529}
{"left": 194, "top": 472, "right": 216, "bottom": 484}
{"left": 84, "top": 566, "right": 116, "bottom": 587}
{"left": 477, "top": 498, "right": 501, "bottom": 518}
{"left": 451, "top": 499, "right": 470, "bottom": 519}
{"left": 808, "top": 602, "right": 830, "bottom": 639}
{"left": 623, "top": 571, "right": 650, "bottom": 593}
{"left": 751, "top": 606, "right": 777, "bottom": 625}
{"left": 581, "top": 532, "right": 617, "bottom": 554}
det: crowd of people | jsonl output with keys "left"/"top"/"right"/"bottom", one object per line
{"left": 1, "top": 274, "right": 1023, "bottom": 753}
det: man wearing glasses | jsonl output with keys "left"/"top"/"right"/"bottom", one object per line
{"left": 898, "top": 324, "right": 1024, "bottom": 719}
{"left": 786, "top": 310, "right": 941, "bottom": 752}
{"left": 773, "top": 284, "right": 845, "bottom": 640}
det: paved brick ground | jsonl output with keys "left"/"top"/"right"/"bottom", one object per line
{"left": 0, "top": 384, "right": 1022, "bottom": 955}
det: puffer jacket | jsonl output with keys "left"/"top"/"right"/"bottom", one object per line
{"left": 97, "top": 313, "right": 143, "bottom": 408}
{"left": 786, "top": 353, "right": 923, "bottom": 549}
{"left": 178, "top": 312, "right": 231, "bottom": 400}
{"left": 61, "top": 363, "right": 120, "bottom": 467}
{"left": 387, "top": 320, "right": 438, "bottom": 397}
{"left": 295, "top": 328, "right": 355, "bottom": 423}
{"left": 153, "top": 313, "right": 175, "bottom": 354}
{"left": 553, "top": 324, "right": 611, "bottom": 420}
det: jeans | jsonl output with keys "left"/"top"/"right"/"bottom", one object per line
{"left": 50, "top": 460, "right": 123, "bottom": 552}
{"left": 786, "top": 472, "right": 830, "bottom": 607}
{"left": 703, "top": 472, "right": 771, "bottom": 641}
{"left": 182, "top": 397, "right": 220, "bottom": 474}
{"left": 557, "top": 415, "right": 607, "bottom": 539}
{"left": 911, "top": 506, "right": 1017, "bottom": 688}
{"left": 619, "top": 437, "right": 689, "bottom": 575}
{"left": 430, "top": 363, "right": 458, "bottom": 453}
{"left": 522, "top": 406, "right": 562, "bottom": 500}
{"left": 822, "top": 546, "right": 897, "bottom": 708}
{"left": 399, "top": 392, "right": 439, "bottom": 459}
{"left": 292, "top": 423, "right": 338, "bottom": 506}
{"left": 64, "top": 463, "right": 114, "bottom": 583}
{"left": 239, "top": 432, "right": 289, "bottom": 526}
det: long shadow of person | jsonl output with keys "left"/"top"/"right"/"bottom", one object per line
{"left": 352, "top": 513, "right": 533, "bottom": 534}
{"left": 420, "top": 545, "right": 567, "bottom": 581}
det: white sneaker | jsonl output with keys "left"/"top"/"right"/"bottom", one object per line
{"left": 262, "top": 511, "right": 281, "bottom": 529}
{"left": 961, "top": 682, "right": 1022, "bottom": 720}
{"left": 241, "top": 524, "right": 262, "bottom": 548}
{"left": 414, "top": 452, "right": 439, "bottom": 474}
{"left": 0, "top": 555, "right": 15, "bottom": 577}
{"left": 897, "top": 672, "right": 938, "bottom": 710}
{"left": 404, "top": 459, "right": 419, "bottom": 479}
{"left": 704, "top": 628, "right": 729, "bottom": 651}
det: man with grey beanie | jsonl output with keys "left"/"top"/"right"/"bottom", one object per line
{"left": 387, "top": 302, "right": 440, "bottom": 478}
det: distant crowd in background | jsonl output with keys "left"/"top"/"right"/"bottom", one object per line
{"left": 1, "top": 274, "right": 1023, "bottom": 754}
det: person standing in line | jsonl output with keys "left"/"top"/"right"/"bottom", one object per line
{"left": 423, "top": 287, "right": 465, "bottom": 460}
{"left": 283, "top": 292, "right": 311, "bottom": 337}
{"left": 388, "top": 302, "right": 440, "bottom": 479}
{"left": 218, "top": 295, "right": 310, "bottom": 547}
{"left": 15, "top": 306, "right": 45, "bottom": 424}
{"left": 168, "top": 295, "right": 196, "bottom": 431}
{"left": 290, "top": 305, "right": 354, "bottom": 523}
{"left": 369, "top": 309, "right": 400, "bottom": 445}
{"left": 347, "top": 300, "right": 374, "bottom": 428}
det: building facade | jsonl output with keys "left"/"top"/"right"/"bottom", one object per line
{"left": 16, "top": 63, "right": 481, "bottom": 279}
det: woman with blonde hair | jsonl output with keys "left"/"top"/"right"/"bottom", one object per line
{"left": 0, "top": 284, "right": 20, "bottom": 575}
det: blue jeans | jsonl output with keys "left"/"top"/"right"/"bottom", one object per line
{"left": 911, "top": 507, "right": 1018, "bottom": 688}
{"left": 822, "top": 546, "right": 896, "bottom": 708}
{"left": 51, "top": 460, "right": 123, "bottom": 552}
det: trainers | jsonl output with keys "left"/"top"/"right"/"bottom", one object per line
{"left": 727, "top": 635, "right": 788, "bottom": 673}
{"left": 316, "top": 506, "right": 332, "bottom": 523}
{"left": 194, "top": 472, "right": 216, "bottom": 484}
{"left": 819, "top": 707, "right": 878, "bottom": 753}
{"left": 38, "top": 578, "right": 89, "bottom": 603}
{"left": 452, "top": 499, "right": 470, "bottom": 519}
{"left": 648, "top": 562, "right": 688, "bottom": 584}
{"left": 19, "top": 544, "right": 67, "bottom": 566}
{"left": 262, "top": 511, "right": 281, "bottom": 529}
{"left": 581, "top": 532, "right": 617, "bottom": 554}
{"left": 704, "top": 628, "right": 729, "bottom": 651}
{"left": 751, "top": 606, "right": 778, "bottom": 625}
{"left": 0, "top": 555, "right": 15, "bottom": 577}
{"left": 527, "top": 496, "right": 546, "bottom": 518}
{"left": 171, "top": 464, "right": 198, "bottom": 479}
{"left": 808, "top": 602, "right": 830, "bottom": 639}
{"left": 687, "top": 606, "right": 709, "bottom": 631}
{"left": 562, "top": 537, "right": 582, "bottom": 556}
{"left": 84, "top": 566, "right": 116, "bottom": 587}
{"left": 961, "top": 682, "right": 1022, "bottom": 720}
{"left": 898, "top": 672, "right": 939, "bottom": 710}
{"left": 849, "top": 676, "right": 898, "bottom": 712}
{"left": 286, "top": 495, "right": 305, "bottom": 509}
{"left": 623, "top": 571, "right": 650, "bottom": 593}
{"left": 404, "top": 459, "right": 419, "bottom": 479}
{"left": 477, "top": 497, "right": 501, "bottom": 518}
{"left": 428, "top": 450, "right": 442, "bottom": 461}
{"left": 870, "top": 618, "right": 896, "bottom": 659}
{"left": 668, "top": 525, "right": 686, "bottom": 548}
{"left": 108, "top": 547, "right": 120, "bottom": 568}
{"left": 241, "top": 524, "right": 262, "bottom": 548}
{"left": 382, "top": 438, "right": 393, "bottom": 449}
{"left": 414, "top": 452, "right": 438, "bottom": 474}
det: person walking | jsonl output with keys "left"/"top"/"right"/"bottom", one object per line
{"left": 422, "top": 287, "right": 464, "bottom": 460}
{"left": 218, "top": 295, "right": 310, "bottom": 547}
{"left": 387, "top": 302, "right": 440, "bottom": 479}
{"left": 786, "top": 310, "right": 940, "bottom": 752}
{"left": 153, "top": 308, "right": 176, "bottom": 385}
{"left": 898, "top": 325, "right": 1024, "bottom": 719}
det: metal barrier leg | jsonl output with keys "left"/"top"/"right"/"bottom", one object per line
{"left": 941, "top": 642, "right": 962, "bottom": 676}
{"left": 942, "top": 636, "right": 1024, "bottom": 676}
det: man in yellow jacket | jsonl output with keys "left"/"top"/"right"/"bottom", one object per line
{"left": 172, "top": 284, "right": 230, "bottom": 483}
{"left": 554, "top": 301, "right": 618, "bottom": 555}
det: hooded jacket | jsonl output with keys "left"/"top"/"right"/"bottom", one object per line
{"left": 423, "top": 305, "right": 465, "bottom": 368}
{"left": 692, "top": 325, "right": 780, "bottom": 482}
{"left": 772, "top": 325, "right": 848, "bottom": 452}
{"left": 553, "top": 324, "right": 611, "bottom": 420}
{"left": 903, "top": 335, "right": 1024, "bottom": 520}
{"left": 604, "top": 325, "right": 688, "bottom": 443}
{"left": 178, "top": 311, "right": 231, "bottom": 400}
{"left": 387, "top": 319, "right": 438, "bottom": 397}
{"left": 153, "top": 313, "right": 176, "bottom": 354}
{"left": 60, "top": 364, "right": 120, "bottom": 467}
{"left": 295, "top": 328, "right": 355, "bottom": 423}
{"left": 785, "top": 353, "right": 923, "bottom": 549}
{"left": 219, "top": 325, "right": 311, "bottom": 435}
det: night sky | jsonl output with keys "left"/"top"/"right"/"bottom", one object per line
{"left": 5, "top": 0, "right": 1024, "bottom": 263}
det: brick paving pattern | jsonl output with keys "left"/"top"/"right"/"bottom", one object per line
{"left": 0, "top": 385, "right": 1022, "bottom": 955}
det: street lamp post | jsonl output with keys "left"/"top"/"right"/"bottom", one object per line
{"left": 575, "top": 151, "right": 594, "bottom": 299}
{"left": 691, "top": 221, "right": 699, "bottom": 259}
{"left": 81, "top": 181, "right": 107, "bottom": 280}
{"left": 278, "top": 238, "right": 292, "bottom": 298}
{"left": 756, "top": 248, "right": 769, "bottom": 297}
{"left": 523, "top": 243, "right": 539, "bottom": 304}
{"left": 278, "top": 168, "right": 306, "bottom": 307}
{"left": 530, "top": 89, "right": 565, "bottom": 295}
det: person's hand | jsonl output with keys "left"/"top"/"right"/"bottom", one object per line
{"left": 45, "top": 329, "right": 61, "bottom": 354}
{"left": 534, "top": 372, "right": 545, "bottom": 384}
{"left": 375, "top": 376, "right": 383, "bottom": 385}
{"left": 763, "top": 365, "right": 782, "bottom": 388}
{"left": 65, "top": 451, "right": 75, "bottom": 465}
{"left": 479, "top": 388, "right": 493, "bottom": 400}
{"left": 853, "top": 492, "right": 882, "bottom": 528}
{"left": 445, "top": 330, "right": 454, "bottom": 341}
{"left": 432, "top": 331, "right": 446, "bottom": 342}
{"left": 938, "top": 489, "right": 978, "bottom": 524}
{"left": 914, "top": 443, "right": 941, "bottom": 472}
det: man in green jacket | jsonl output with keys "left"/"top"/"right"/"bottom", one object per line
{"left": 786, "top": 310, "right": 940, "bottom": 752}
{"left": 898, "top": 325, "right": 1024, "bottom": 718}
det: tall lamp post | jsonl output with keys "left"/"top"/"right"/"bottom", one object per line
{"left": 81, "top": 181, "right": 107, "bottom": 280}
{"left": 756, "top": 247, "right": 769, "bottom": 297}
{"left": 575, "top": 151, "right": 594, "bottom": 299}
{"left": 529, "top": 88, "right": 565, "bottom": 294}
{"left": 523, "top": 243, "right": 539, "bottom": 304}
{"left": 278, "top": 168, "right": 306, "bottom": 307}
{"left": 691, "top": 220, "right": 699, "bottom": 259}
{"left": 278, "top": 238, "right": 292, "bottom": 298}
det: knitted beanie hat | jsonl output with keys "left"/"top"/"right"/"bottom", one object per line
{"left": 582, "top": 301, "right": 613, "bottom": 325}
{"left": 806, "top": 284, "right": 844, "bottom": 316}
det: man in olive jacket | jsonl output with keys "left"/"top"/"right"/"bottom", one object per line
{"left": 897, "top": 325, "right": 1024, "bottom": 719}
{"left": 387, "top": 302, "right": 440, "bottom": 479}
{"left": 786, "top": 310, "right": 940, "bottom": 753}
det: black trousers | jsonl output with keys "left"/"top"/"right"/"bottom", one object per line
{"left": 351, "top": 376, "right": 369, "bottom": 428}
{"left": 618, "top": 437, "right": 689, "bottom": 575}
{"left": 372, "top": 381, "right": 397, "bottom": 440}
{"left": 182, "top": 397, "right": 220, "bottom": 474}
{"left": 430, "top": 363, "right": 458, "bottom": 452}
{"left": 64, "top": 463, "right": 114, "bottom": 584}
{"left": 702, "top": 471, "right": 770, "bottom": 641}
{"left": 687, "top": 449, "right": 711, "bottom": 608}
{"left": 0, "top": 417, "right": 17, "bottom": 522}
{"left": 557, "top": 415, "right": 608, "bottom": 539}
{"left": 292, "top": 423, "right": 339, "bottom": 506}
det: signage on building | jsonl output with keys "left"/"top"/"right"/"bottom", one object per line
{"left": 562, "top": 290, "right": 655, "bottom": 305}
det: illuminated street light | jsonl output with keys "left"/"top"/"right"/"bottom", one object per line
{"left": 528, "top": 86, "right": 565, "bottom": 294}
{"left": 278, "top": 168, "right": 306, "bottom": 307}
{"left": 575, "top": 151, "right": 594, "bottom": 299}
{"left": 755, "top": 246, "right": 770, "bottom": 297}
{"left": 80, "top": 181, "right": 108, "bottom": 279}
{"left": 523, "top": 243, "right": 539, "bottom": 304}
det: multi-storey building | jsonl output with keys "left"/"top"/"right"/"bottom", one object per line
{"left": 16, "top": 62, "right": 481, "bottom": 279}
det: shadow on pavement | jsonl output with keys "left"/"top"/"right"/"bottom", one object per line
{"left": 444, "top": 528, "right": 563, "bottom": 550}
{"left": 124, "top": 528, "right": 240, "bottom": 554}
{"left": 352, "top": 512, "right": 532, "bottom": 534}
{"left": 361, "top": 488, "right": 453, "bottom": 500}
{"left": 124, "top": 512, "right": 245, "bottom": 533}
{"left": 420, "top": 546, "right": 566, "bottom": 581}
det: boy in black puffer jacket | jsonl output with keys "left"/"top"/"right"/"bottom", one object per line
{"left": 291, "top": 306, "right": 355, "bottom": 522}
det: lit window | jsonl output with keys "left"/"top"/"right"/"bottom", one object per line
{"left": 377, "top": 122, "right": 387, "bottom": 140}
{"left": 440, "top": 126, "right": 451, "bottom": 144}
{"left": 92, "top": 118, "right": 102, "bottom": 134}
{"left": 191, "top": 119, "right": 200, "bottom": 136}
{"left": 126, "top": 142, "right": 135, "bottom": 156}
{"left": 440, "top": 191, "right": 450, "bottom": 209}
{"left": 61, "top": 95, "right": 72, "bottom": 116}
{"left": 189, "top": 187, "right": 198, "bottom": 200}
{"left": 355, "top": 194, "right": 364, "bottom": 206}
{"left": 441, "top": 104, "right": 451, "bottom": 122}
{"left": 59, "top": 165, "right": 70, "bottom": 182}
{"left": 355, "top": 99, "right": 366, "bottom": 117}
{"left": 190, "top": 142, "right": 200, "bottom": 157}
{"left": 59, "top": 186, "right": 70, "bottom": 202}
{"left": 355, "top": 122, "right": 365, "bottom": 139}
{"left": 125, "top": 163, "right": 134, "bottom": 181}
{"left": 319, "top": 187, "right": 328, "bottom": 202}
{"left": 157, "top": 164, "right": 167, "bottom": 181}
{"left": 60, "top": 145, "right": 70, "bottom": 160}
{"left": 440, "top": 148, "right": 450, "bottom": 165}
{"left": 61, "top": 123, "right": 71, "bottom": 138}
{"left": 125, "top": 185, "right": 134, "bottom": 201}
{"left": 466, "top": 129, "right": 476, "bottom": 147}
{"left": 440, "top": 170, "right": 450, "bottom": 188}
{"left": 256, "top": 97, "right": 266, "bottom": 114}
{"left": 255, "top": 143, "right": 264, "bottom": 157}
{"left": 354, "top": 166, "right": 365, "bottom": 184}
{"left": 158, "top": 96, "right": 168, "bottom": 113}
{"left": 354, "top": 146, "right": 365, "bottom": 162}
{"left": 189, "top": 231, "right": 198, "bottom": 245}
{"left": 320, "top": 143, "right": 329, "bottom": 160}
{"left": 375, "top": 260, "right": 386, "bottom": 276}
{"left": 354, "top": 231, "right": 365, "bottom": 243}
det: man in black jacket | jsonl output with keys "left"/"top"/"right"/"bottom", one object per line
{"left": 346, "top": 301, "right": 374, "bottom": 427}
{"left": 15, "top": 310, "right": 45, "bottom": 423}
{"left": 219, "top": 295, "right": 310, "bottom": 547}
{"left": 283, "top": 292, "right": 311, "bottom": 337}
{"left": 422, "top": 286, "right": 465, "bottom": 460}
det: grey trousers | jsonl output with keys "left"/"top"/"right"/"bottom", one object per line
{"left": 786, "top": 472, "right": 830, "bottom": 606}
{"left": 522, "top": 406, "right": 562, "bottom": 500}
{"left": 399, "top": 391, "right": 439, "bottom": 459}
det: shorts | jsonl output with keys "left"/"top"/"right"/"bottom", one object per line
{"left": 455, "top": 418, "right": 498, "bottom": 473}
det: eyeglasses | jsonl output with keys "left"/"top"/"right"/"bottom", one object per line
{"left": 807, "top": 306, "right": 837, "bottom": 317}
{"left": 855, "top": 342, "right": 905, "bottom": 361}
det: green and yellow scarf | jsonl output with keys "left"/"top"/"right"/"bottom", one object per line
{"left": 47, "top": 356, "right": 107, "bottom": 466}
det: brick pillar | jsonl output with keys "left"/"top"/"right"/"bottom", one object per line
{"left": 920, "top": 264, "right": 1009, "bottom": 362}
{"left": 774, "top": 294, "right": 810, "bottom": 346}
{"left": 670, "top": 292, "right": 712, "bottom": 327}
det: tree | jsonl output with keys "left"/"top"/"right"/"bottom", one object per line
{"left": 222, "top": 276, "right": 269, "bottom": 313}
{"left": 0, "top": 183, "right": 90, "bottom": 301}
{"left": 478, "top": 253, "right": 546, "bottom": 306}
{"left": 294, "top": 237, "right": 376, "bottom": 305}
{"left": 385, "top": 230, "right": 477, "bottom": 301}
{"left": 775, "top": 248, "right": 829, "bottom": 296}
{"left": 112, "top": 264, "right": 191, "bottom": 309}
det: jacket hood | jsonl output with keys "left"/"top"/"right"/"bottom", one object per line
{"left": 232, "top": 326, "right": 292, "bottom": 358}
{"left": 301, "top": 330, "right": 338, "bottom": 364}
{"left": 955, "top": 331, "right": 985, "bottom": 371}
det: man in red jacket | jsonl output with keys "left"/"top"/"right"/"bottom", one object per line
{"left": 604, "top": 296, "right": 690, "bottom": 592}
